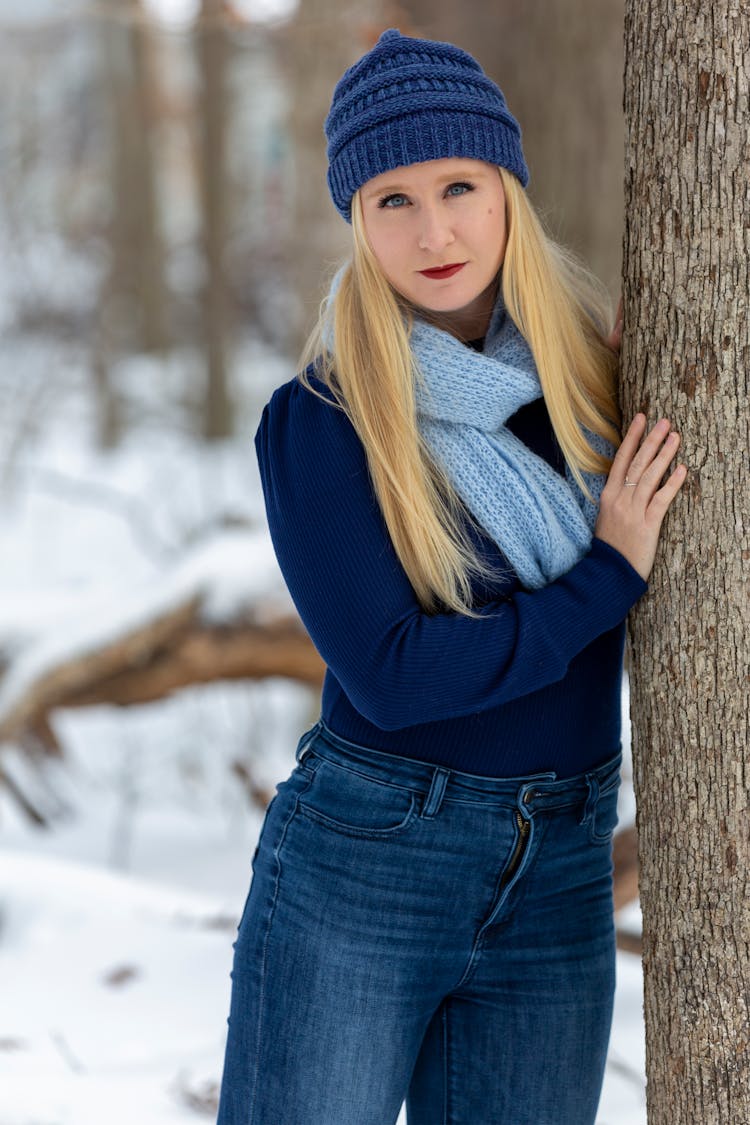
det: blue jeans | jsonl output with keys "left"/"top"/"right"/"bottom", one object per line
{"left": 217, "top": 719, "right": 621, "bottom": 1125}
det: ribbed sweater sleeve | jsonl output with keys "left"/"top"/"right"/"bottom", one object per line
{"left": 255, "top": 376, "right": 648, "bottom": 731}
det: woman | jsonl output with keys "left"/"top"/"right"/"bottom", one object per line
{"left": 217, "top": 29, "right": 686, "bottom": 1125}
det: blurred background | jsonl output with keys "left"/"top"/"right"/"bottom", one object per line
{"left": 0, "top": 2, "right": 643, "bottom": 1122}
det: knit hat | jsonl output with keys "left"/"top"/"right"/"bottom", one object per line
{"left": 325, "top": 28, "right": 529, "bottom": 222}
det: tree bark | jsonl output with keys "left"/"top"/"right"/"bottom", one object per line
{"left": 622, "top": 4, "right": 750, "bottom": 1121}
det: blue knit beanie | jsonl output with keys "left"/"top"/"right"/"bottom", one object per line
{"left": 325, "top": 28, "right": 529, "bottom": 222}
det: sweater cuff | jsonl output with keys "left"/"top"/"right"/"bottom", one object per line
{"left": 590, "top": 536, "right": 649, "bottom": 601}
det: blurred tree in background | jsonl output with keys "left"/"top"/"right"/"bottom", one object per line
{"left": 95, "top": 0, "right": 169, "bottom": 446}
{"left": 399, "top": 0, "right": 626, "bottom": 298}
{"left": 0, "top": 0, "right": 625, "bottom": 455}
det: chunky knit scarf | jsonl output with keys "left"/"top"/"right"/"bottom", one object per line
{"left": 412, "top": 287, "right": 612, "bottom": 589}
{"left": 323, "top": 269, "right": 612, "bottom": 590}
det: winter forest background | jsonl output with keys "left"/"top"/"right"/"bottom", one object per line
{"left": 1, "top": 1, "right": 648, "bottom": 1122}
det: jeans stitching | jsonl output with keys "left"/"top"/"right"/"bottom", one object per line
{"left": 296, "top": 792, "right": 419, "bottom": 839}
{"left": 248, "top": 770, "right": 315, "bottom": 1123}
{"left": 588, "top": 783, "right": 621, "bottom": 846}
{"left": 475, "top": 815, "right": 552, "bottom": 943}
{"left": 421, "top": 768, "right": 450, "bottom": 819}
{"left": 300, "top": 750, "right": 417, "bottom": 794}
{"left": 296, "top": 760, "right": 419, "bottom": 838}
{"left": 442, "top": 1000, "right": 450, "bottom": 1125}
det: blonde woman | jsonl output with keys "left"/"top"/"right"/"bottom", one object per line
{"left": 217, "top": 29, "right": 686, "bottom": 1125}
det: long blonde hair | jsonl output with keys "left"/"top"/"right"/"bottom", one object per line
{"left": 299, "top": 167, "right": 620, "bottom": 616}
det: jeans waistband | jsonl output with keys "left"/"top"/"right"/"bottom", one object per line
{"left": 295, "top": 718, "right": 621, "bottom": 816}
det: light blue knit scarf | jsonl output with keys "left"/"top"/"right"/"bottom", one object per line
{"left": 413, "top": 287, "right": 613, "bottom": 589}
{"left": 324, "top": 270, "right": 612, "bottom": 590}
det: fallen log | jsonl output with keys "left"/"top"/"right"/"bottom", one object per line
{"left": 0, "top": 591, "right": 324, "bottom": 745}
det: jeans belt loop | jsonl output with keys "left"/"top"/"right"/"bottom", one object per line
{"left": 421, "top": 767, "right": 450, "bottom": 819}
{"left": 295, "top": 720, "right": 322, "bottom": 764}
{"left": 578, "top": 774, "right": 599, "bottom": 827}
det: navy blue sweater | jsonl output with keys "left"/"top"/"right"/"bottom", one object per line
{"left": 255, "top": 372, "right": 648, "bottom": 779}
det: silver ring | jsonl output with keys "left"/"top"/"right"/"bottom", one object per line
{"left": 624, "top": 475, "right": 638, "bottom": 487}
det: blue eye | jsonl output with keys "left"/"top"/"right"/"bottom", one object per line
{"left": 446, "top": 181, "right": 475, "bottom": 197}
{"left": 378, "top": 193, "right": 408, "bottom": 209}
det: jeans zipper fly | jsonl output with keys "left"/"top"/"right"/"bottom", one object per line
{"left": 499, "top": 810, "right": 530, "bottom": 891}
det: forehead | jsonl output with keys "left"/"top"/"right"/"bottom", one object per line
{"left": 361, "top": 157, "right": 497, "bottom": 197}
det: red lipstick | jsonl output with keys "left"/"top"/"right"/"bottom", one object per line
{"left": 418, "top": 262, "right": 466, "bottom": 280}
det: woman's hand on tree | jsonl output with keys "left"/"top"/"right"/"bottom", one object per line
{"left": 594, "top": 413, "right": 687, "bottom": 581}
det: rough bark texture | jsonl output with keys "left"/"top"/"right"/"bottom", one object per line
{"left": 622, "top": 4, "right": 750, "bottom": 1121}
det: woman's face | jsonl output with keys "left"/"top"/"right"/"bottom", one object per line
{"left": 359, "top": 157, "right": 507, "bottom": 339}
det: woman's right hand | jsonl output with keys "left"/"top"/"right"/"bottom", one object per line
{"left": 594, "top": 414, "right": 687, "bottom": 582}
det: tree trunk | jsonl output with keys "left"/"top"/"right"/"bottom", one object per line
{"left": 94, "top": 0, "right": 170, "bottom": 449}
{"left": 281, "top": 0, "right": 380, "bottom": 358}
{"left": 622, "top": 4, "right": 750, "bottom": 1121}
{"left": 197, "top": 0, "right": 233, "bottom": 440}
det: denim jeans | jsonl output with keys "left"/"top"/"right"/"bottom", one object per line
{"left": 216, "top": 718, "right": 621, "bottom": 1125}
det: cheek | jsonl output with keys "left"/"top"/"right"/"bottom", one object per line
{"left": 487, "top": 207, "right": 507, "bottom": 245}
{"left": 365, "top": 225, "right": 404, "bottom": 277}
{"left": 470, "top": 211, "right": 507, "bottom": 272}
{"left": 467, "top": 207, "right": 505, "bottom": 245}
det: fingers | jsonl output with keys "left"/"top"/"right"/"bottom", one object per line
{"left": 609, "top": 413, "right": 647, "bottom": 486}
{"left": 634, "top": 426, "right": 681, "bottom": 496}
{"left": 621, "top": 417, "right": 688, "bottom": 522}
{"left": 645, "top": 462, "right": 688, "bottom": 522}
{"left": 595, "top": 412, "right": 687, "bottom": 581}
{"left": 613, "top": 415, "right": 681, "bottom": 489}
{"left": 628, "top": 417, "right": 675, "bottom": 483}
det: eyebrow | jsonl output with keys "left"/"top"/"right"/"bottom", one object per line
{"left": 363, "top": 169, "right": 488, "bottom": 198}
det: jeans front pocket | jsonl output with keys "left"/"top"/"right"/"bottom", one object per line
{"left": 297, "top": 758, "right": 418, "bottom": 839}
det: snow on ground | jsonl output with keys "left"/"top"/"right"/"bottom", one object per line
{"left": 1, "top": 851, "right": 232, "bottom": 1125}
{"left": 0, "top": 335, "right": 647, "bottom": 1123}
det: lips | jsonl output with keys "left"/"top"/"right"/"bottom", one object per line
{"left": 418, "top": 262, "right": 466, "bottom": 280}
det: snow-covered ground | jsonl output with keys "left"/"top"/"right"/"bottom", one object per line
{"left": 0, "top": 336, "right": 647, "bottom": 1124}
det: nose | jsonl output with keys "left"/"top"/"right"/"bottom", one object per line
{"left": 417, "top": 203, "right": 455, "bottom": 254}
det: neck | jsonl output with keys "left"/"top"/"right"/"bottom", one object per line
{"left": 410, "top": 275, "right": 501, "bottom": 343}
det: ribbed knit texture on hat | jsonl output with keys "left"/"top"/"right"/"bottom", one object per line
{"left": 325, "top": 28, "right": 529, "bottom": 221}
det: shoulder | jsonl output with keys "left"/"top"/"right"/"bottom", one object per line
{"left": 255, "top": 364, "right": 368, "bottom": 478}
{"left": 260, "top": 365, "right": 343, "bottom": 428}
